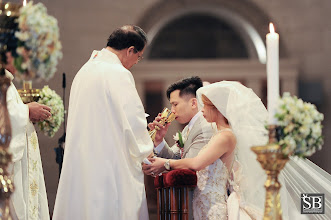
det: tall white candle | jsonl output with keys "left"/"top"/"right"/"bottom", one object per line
{"left": 23, "top": 0, "right": 27, "bottom": 6}
{"left": 266, "top": 23, "right": 279, "bottom": 125}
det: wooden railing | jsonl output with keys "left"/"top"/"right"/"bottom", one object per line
{"left": 154, "top": 169, "right": 197, "bottom": 220}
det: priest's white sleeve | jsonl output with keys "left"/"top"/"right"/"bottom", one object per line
{"left": 6, "top": 83, "right": 29, "bottom": 163}
{"left": 108, "top": 69, "right": 153, "bottom": 163}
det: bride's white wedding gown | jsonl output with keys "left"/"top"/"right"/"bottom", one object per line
{"left": 192, "top": 134, "right": 229, "bottom": 220}
{"left": 192, "top": 129, "right": 261, "bottom": 220}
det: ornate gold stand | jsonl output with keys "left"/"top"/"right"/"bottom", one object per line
{"left": 17, "top": 80, "right": 40, "bottom": 104}
{"left": 251, "top": 125, "right": 289, "bottom": 220}
{"left": 0, "top": 74, "right": 14, "bottom": 220}
{"left": 149, "top": 108, "right": 176, "bottom": 142}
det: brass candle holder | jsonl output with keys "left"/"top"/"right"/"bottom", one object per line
{"left": 251, "top": 125, "right": 288, "bottom": 220}
{"left": 149, "top": 107, "right": 176, "bottom": 142}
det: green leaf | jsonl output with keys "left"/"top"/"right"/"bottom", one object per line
{"left": 178, "top": 131, "right": 184, "bottom": 148}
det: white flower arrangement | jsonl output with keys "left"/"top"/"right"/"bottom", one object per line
{"left": 37, "top": 86, "right": 64, "bottom": 137}
{"left": 275, "top": 92, "right": 324, "bottom": 158}
{"left": 12, "top": 1, "right": 62, "bottom": 81}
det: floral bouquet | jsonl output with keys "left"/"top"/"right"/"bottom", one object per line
{"left": 275, "top": 92, "right": 324, "bottom": 158}
{"left": 6, "top": 1, "right": 62, "bottom": 82}
{"left": 173, "top": 131, "right": 186, "bottom": 158}
{"left": 37, "top": 86, "right": 64, "bottom": 137}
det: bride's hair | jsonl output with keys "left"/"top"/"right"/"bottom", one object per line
{"left": 201, "top": 94, "right": 229, "bottom": 124}
{"left": 201, "top": 94, "right": 215, "bottom": 107}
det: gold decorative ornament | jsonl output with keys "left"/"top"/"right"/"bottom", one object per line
{"left": 0, "top": 74, "right": 14, "bottom": 220}
{"left": 0, "top": 2, "right": 20, "bottom": 17}
{"left": 17, "top": 80, "right": 40, "bottom": 104}
{"left": 251, "top": 125, "right": 288, "bottom": 220}
{"left": 149, "top": 107, "right": 176, "bottom": 142}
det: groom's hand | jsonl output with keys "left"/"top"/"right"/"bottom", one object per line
{"left": 142, "top": 157, "right": 167, "bottom": 176}
{"left": 142, "top": 164, "right": 154, "bottom": 176}
{"left": 148, "top": 114, "right": 171, "bottom": 146}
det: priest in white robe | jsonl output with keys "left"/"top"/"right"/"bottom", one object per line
{"left": 53, "top": 25, "right": 153, "bottom": 220}
{"left": 6, "top": 70, "right": 51, "bottom": 220}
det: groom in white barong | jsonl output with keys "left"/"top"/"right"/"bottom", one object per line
{"left": 53, "top": 25, "right": 153, "bottom": 220}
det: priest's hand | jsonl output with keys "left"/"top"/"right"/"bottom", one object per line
{"left": 27, "top": 102, "right": 52, "bottom": 122}
{"left": 142, "top": 157, "right": 167, "bottom": 176}
{"left": 148, "top": 113, "right": 171, "bottom": 146}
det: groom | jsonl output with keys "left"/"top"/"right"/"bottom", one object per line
{"left": 143, "top": 76, "right": 214, "bottom": 176}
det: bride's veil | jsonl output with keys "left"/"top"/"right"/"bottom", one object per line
{"left": 280, "top": 158, "right": 331, "bottom": 219}
{"left": 196, "top": 81, "right": 331, "bottom": 220}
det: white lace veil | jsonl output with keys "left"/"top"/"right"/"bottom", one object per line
{"left": 196, "top": 81, "right": 331, "bottom": 219}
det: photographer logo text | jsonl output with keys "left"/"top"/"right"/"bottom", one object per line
{"left": 301, "top": 193, "right": 325, "bottom": 214}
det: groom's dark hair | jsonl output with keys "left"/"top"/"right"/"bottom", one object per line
{"left": 166, "top": 76, "right": 203, "bottom": 100}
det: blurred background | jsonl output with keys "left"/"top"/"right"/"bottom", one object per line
{"left": 3, "top": 0, "right": 331, "bottom": 218}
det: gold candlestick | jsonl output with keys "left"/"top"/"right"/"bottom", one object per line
{"left": 251, "top": 125, "right": 288, "bottom": 220}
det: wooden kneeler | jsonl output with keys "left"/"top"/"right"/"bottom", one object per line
{"left": 154, "top": 169, "right": 197, "bottom": 220}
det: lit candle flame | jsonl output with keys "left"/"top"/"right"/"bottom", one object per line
{"left": 4, "top": 3, "right": 9, "bottom": 9}
{"left": 269, "top": 23, "right": 275, "bottom": 34}
{"left": 23, "top": 0, "right": 27, "bottom": 6}
{"left": 6, "top": 11, "right": 11, "bottom": 16}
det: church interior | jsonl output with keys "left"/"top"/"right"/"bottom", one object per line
{"left": 1, "top": 0, "right": 330, "bottom": 218}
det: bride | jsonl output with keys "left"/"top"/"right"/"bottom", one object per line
{"left": 149, "top": 81, "right": 268, "bottom": 219}
{"left": 148, "top": 81, "right": 331, "bottom": 219}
